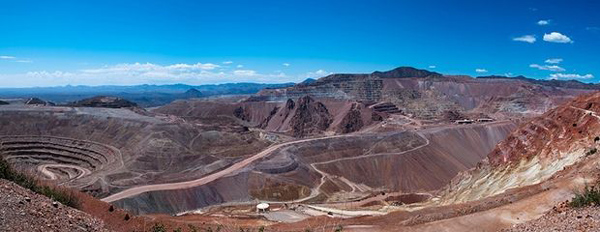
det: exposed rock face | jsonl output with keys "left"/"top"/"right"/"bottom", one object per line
{"left": 0, "top": 100, "right": 9, "bottom": 105}
{"left": 233, "top": 106, "right": 250, "bottom": 121}
{"left": 337, "top": 102, "right": 364, "bottom": 133}
{"left": 290, "top": 96, "right": 333, "bottom": 137}
{"left": 442, "top": 110, "right": 466, "bottom": 121}
{"left": 67, "top": 96, "right": 137, "bottom": 108}
{"left": 258, "top": 106, "right": 280, "bottom": 128}
{"left": 257, "top": 66, "right": 599, "bottom": 120}
{"left": 25, "top": 97, "right": 54, "bottom": 106}
{"left": 439, "top": 92, "right": 600, "bottom": 205}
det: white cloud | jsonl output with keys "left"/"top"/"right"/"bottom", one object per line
{"left": 222, "top": 61, "right": 233, "bottom": 65}
{"left": 0, "top": 62, "right": 339, "bottom": 87}
{"left": 529, "top": 64, "right": 565, "bottom": 72}
{"left": 26, "top": 71, "right": 75, "bottom": 78}
{"left": 233, "top": 69, "right": 258, "bottom": 76}
{"left": 513, "top": 35, "right": 536, "bottom": 43}
{"left": 15, "top": 60, "right": 33, "bottom": 63}
{"left": 545, "top": 58, "right": 563, "bottom": 64}
{"left": 543, "top": 32, "right": 573, "bottom": 43}
{"left": 0, "top": 56, "right": 16, "bottom": 60}
{"left": 428, "top": 65, "right": 436, "bottom": 69}
{"left": 537, "top": 20, "right": 550, "bottom": 25}
{"left": 282, "top": 63, "right": 290, "bottom": 67}
{"left": 304, "top": 69, "right": 332, "bottom": 78}
{"left": 82, "top": 62, "right": 220, "bottom": 75}
{"left": 549, "top": 73, "right": 594, "bottom": 79}
{"left": 475, "top": 68, "right": 488, "bottom": 73}
{"left": 236, "top": 64, "right": 244, "bottom": 68}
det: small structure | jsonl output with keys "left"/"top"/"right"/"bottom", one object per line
{"left": 256, "top": 202, "right": 270, "bottom": 213}
{"left": 455, "top": 119, "right": 474, "bottom": 124}
{"left": 477, "top": 118, "right": 494, "bottom": 122}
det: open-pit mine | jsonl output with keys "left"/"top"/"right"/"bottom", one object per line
{"left": 2, "top": 67, "right": 600, "bottom": 231}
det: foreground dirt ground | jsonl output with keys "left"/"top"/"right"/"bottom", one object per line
{"left": 503, "top": 204, "right": 600, "bottom": 232}
{"left": 0, "top": 179, "right": 109, "bottom": 231}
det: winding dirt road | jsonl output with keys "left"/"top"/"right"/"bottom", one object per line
{"left": 101, "top": 134, "right": 353, "bottom": 203}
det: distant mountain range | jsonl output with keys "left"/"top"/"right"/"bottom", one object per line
{"left": 1, "top": 66, "right": 598, "bottom": 108}
{"left": 0, "top": 82, "right": 294, "bottom": 107}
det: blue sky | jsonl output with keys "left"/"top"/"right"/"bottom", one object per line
{"left": 0, "top": 0, "right": 598, "bottom": 87}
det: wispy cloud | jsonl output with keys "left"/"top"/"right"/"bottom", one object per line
{"left": 475, "top": 68, "right": 488, "bottom": 73}
{"left": 545, "top": 58, "right": 563, "bottom": 64}
{"left": 222, "top": 61, "right": 233, "bottom": 65}
{"left": 428, "top": 65, "right": 436, "bottom": 69}
{"left": 549, "top": 73, "right": 594, "bottom": 79}
{"left": 587, "top": 27, "right": 600, "bottom": 35}
{"left": 0, "top": 56, "right": 16, "bottom": 60}
{"left": 304, "top": 69, "right": 331, "bottom": 78}
{"left": 282, "top": 63, "right": 290, "bottom": 67}
{"left": 236, "top": 64, "right": 244, "bottom": 68}
{"left": 543, "top": 32, "right": 573, "bottom": 43}
{"left": 513, "top": 35, "right": 536, "bottom": 43}
{"left": 233, "top": 69, "right": 257, "bottom": 76}
{"left": 529, "top": 64, "right": 565, "bottom": 72}
{"left": 82, "top": 62, "right": 220, "bottom": 75}
{"left": 537, "top": 20, "right": 550, "bottom": 25}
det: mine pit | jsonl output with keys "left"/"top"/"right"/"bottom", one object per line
{"left": 0, "top": 136, "right": 121, "bottom": 184}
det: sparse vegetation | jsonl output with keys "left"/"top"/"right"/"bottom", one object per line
{"left": 587, "top": 148, "right": 598, "bottom": 156}
{"left": 150, "top": 223, "right": 167, "bottom": 232}
{"left": 187, "top": 224, "right": 198, "bottom": 232}
{"left": 570, "top": 185, "right": 600, "bottom": 208}
{"left": 0, "top": 156, "right": 80, "bottom": 208}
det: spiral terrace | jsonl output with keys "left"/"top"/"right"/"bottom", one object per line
{"left": 0, "top": 135, "right": 123, "bottom": 187}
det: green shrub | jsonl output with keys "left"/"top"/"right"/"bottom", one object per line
{"left": 570, "top": 185, "right": 600, "bottom": 208}
{"left": 0, "top": 157, "right": 80, "bottom": 208}
{"left": 150, "top": 223, "right": 167, "bottom": 232}
{"left": 334, "top": 225, "right": 343, "bottom": 232}
{"left": 187, "top": 224, "right": 198, "bottom": 232}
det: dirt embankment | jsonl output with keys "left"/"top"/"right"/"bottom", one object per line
{"left": 0, "top": 179, "right": 109, "bottom": 231}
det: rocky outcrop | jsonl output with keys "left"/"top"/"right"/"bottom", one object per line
{"left": 290, "top": 96, "right": 333, "bottom": 137}
{"left": 258, "top": 106, "right": 280, "bottom": 128}
{"left": 0, "top": 100, "right": 9, "bottom": 105}
{"left": 439, "top": 92, "right": 600, "bottom": 205}
{"left": 67, "top": 96, "right": 137, "bottom": 108}
{"left": 337, "top": 103, "right": 364, "bottom": 133}
{"left": 372, "top": 66, "right": 443, "bottom": 78}
{"left": 25, "top": 97, "right": 54, "bottom": 106}
{"left": 233, "top": 106, "right": 250, "bottom": 121}
{"left": 442, "top": 110, "right": 466, "bottom": 121}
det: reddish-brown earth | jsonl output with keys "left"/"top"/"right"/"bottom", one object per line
{"left": 2, "top": 68, "right": 600, "bottom": 231}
